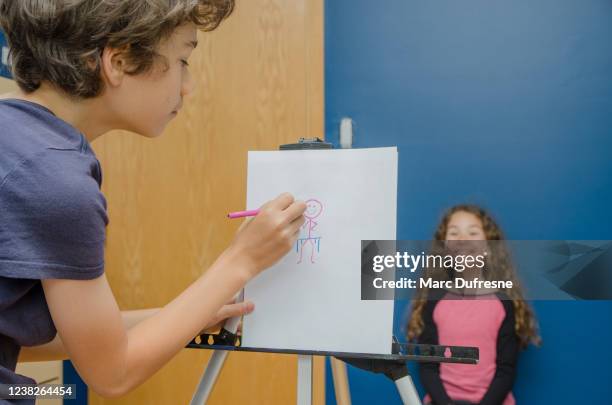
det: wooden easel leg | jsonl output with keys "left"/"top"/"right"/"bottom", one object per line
{"left": 331, "top": 357, "right": 352, "bottom": 405}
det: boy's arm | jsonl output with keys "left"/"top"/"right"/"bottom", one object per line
{"left": 18, "top": 304, "right": 246, "bottom": 363}
{"left": 18, "top": 308, "right": 160, "bottom": 362}
{"left": 42, "top": 252, "right": 248, "bottom": 397}
{"left": 41, "top": 193, "right": 305, "bottom": 398}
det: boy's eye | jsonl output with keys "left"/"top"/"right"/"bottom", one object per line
{"left": 180, "top": 59, "right": 190, "bottom": 67}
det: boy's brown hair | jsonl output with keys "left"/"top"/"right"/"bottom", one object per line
{"left": 0, "top": 0, "right": 234, "bottom": 98}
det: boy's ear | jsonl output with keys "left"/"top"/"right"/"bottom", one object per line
{"left": 100, "top": 46, "right": 128, "bottom": 87}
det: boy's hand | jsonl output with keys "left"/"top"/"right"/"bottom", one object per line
{"left": 200, "top": 298, "right": 254, "bottom": 335}
{"left": 228, "top": 192, "right": 306, "bottom": 278}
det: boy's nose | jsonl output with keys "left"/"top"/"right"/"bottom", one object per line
{"left": 181, "top": 71, "right": 196, "bottom": 97}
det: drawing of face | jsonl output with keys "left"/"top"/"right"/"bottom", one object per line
{"left": 304, "top": 199, "right": 323, "bottom": 219}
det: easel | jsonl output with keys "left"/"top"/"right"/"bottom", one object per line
{"left": 188, "top": 139, "right": 479, "bottom": 404}
{"left": 188, "top": 331, "right": 479, "bottom": 405}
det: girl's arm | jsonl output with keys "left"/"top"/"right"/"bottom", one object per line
{"left": 418, "top": 299, "right": 454, "bottom": 405}
{"left": 41, "top": 193, "right": 305, "bottom": 398}
{"left": 478, "top": 299, "right": 519, "bottom": 405}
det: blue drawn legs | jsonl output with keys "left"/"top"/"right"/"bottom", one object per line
{"left": 296, "top": 237, "right": 321, "bottom": 264}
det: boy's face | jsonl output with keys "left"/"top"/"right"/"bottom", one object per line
{"left": 107, "top": 23, "right": 198, "bottom": 137}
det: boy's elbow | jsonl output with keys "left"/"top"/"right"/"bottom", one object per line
{"left": 87, "top": 373, "right": 133, "bottom": 399}
{"left": 90, "top": 383, "right": 130, "bottom": 399}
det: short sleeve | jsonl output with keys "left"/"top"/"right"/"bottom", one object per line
{"left": 0, "top": 149, "right": 108, "bottom": 280}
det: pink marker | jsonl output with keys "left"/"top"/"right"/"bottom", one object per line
{"left": 227, "top": 209, "right": 260, "bottom": 219}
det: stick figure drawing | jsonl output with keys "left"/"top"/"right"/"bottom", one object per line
{"left": 296, "top": 198, "right": 323, "bottom": 264}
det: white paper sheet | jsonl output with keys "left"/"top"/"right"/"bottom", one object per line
{"left": 242, "top": 147, "right": 397, "bottom": 354}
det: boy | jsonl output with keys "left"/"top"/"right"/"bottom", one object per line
{"left": 0, "top": 0, "right": 306, "bottom": 400}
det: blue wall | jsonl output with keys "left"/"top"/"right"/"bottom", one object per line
{"left": 325, "top": 1, "right": 612, "bottom": 403}
{"left": 0, "top": 32, "right": 11, "bottom": 79}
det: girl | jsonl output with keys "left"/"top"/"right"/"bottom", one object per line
{"left": 407, "top": 205, "right": 540, "bottom": 405}
{"left": 0, "top": 0, "right": 306, "bottom": 400}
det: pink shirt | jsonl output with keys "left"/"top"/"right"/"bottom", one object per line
{"left": 424, "top": 294, "right": 515, "bottom": 405}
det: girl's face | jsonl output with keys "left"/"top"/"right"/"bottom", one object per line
{"left": 445, "top": 210, "right": 488, "bottom": 269}
{"left": 445, "top": 211, "right": 486, "bottom": 240}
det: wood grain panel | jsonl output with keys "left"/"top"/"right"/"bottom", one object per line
{"left": 0, "top": 77, "right": 16, "bottom": 93}
{"left": 89, "top": 0, "right": 324, "bottom": 404}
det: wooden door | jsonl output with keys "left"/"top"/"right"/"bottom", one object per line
{"left": 89, "top": 0, "right": 324, "bottom": 404}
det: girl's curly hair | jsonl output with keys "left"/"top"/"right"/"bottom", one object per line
{"left": 406, "top": 204, "right": 541, "bottom": 348}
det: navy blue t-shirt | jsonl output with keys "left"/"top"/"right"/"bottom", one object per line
{"left": 0, "top": 99, "right": 108, "bottom": 395}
